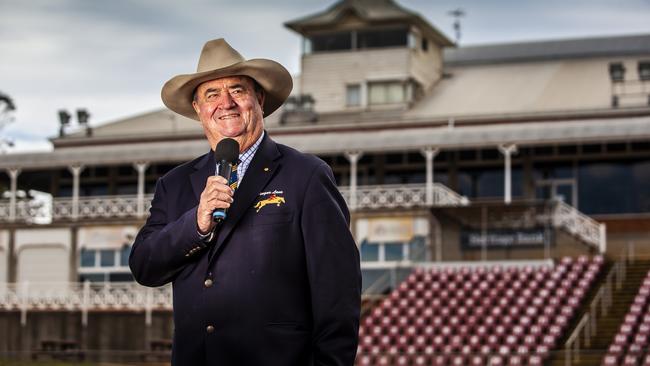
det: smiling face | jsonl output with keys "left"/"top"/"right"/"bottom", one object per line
{"left": 192, "top": 75, "right": 265, "bottom": 152}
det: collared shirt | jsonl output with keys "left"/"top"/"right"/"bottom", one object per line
{"left": 215, "top": 131, "right": 265, "bottom": 186}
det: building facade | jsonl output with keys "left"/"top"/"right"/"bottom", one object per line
{"left": 1, "top": 0, "right": 650, "bottom": 356}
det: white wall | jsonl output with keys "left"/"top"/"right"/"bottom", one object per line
{"left": 15, "top": 228, "right": 71, "bottom": 283}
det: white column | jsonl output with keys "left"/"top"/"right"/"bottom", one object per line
{"left": 344, "top": 152, "right": 362, "bottom": 211}
{"left": 421, "top": 147, "right": 439, "bottom": 206}
{"left": 498, "top": 144, "right": 518, "bottom": 205}
{"left": 68, "top": 165, "right": 84, "bottom": 220}
{"left": 7, "top": 168, "right": 20, "bottom": 222}
{"left": 133, "top": 162, "right": 149, "bottom": 218}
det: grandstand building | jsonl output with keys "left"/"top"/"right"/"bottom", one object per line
{"left": 1, "top": 0, "right": 650, "bottom": 363}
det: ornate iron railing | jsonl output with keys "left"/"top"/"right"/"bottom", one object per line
{"left": 0, "top": 282, "right": 171, "bottom": 312}
{"left": 339, "top": 183, "right": 468, "bottom": 210}
{"left": 0, "top": 195, "right": 154, "bottom": 223}
{"left": 552, "top": 200, "right": 606, "bottom": 253}
{"left": 1, "top": 184, "right": 469, "bottom": 223}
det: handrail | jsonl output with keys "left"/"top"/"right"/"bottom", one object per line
{"left": 552, "top": 200, "right": 606, "bottom": 253}
{"left": 565, "top": 313, "right": 589, "bottom": 366}
{"left": 363, "top": 271, "right": 392, "bottom": 296}
{"left": 564, "top": 254, "right": 628, "bottom": 365}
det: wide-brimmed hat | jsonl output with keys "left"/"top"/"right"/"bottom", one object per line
{"left": 161, "top": 38, "right": 292, "bottom": 121}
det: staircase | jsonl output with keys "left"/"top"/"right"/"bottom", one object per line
{"left": 552, "top": 259, "right": 650, "bottom": 365}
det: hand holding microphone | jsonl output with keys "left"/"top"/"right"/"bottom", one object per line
{"left": 196, "top": 138, "right": 239, "bottom": 235}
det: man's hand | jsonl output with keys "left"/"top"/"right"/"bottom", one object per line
{"left": 197, "top": 176, "right": 234, "bottom": 234}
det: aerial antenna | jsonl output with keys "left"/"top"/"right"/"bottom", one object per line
{"left": 448, "top": 8, "right": 466, "bottom": 45}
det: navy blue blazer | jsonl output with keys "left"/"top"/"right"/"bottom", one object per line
{"left": 130, "top": 134, "right": 361, "bottom": 366}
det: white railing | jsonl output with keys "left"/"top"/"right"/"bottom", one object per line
{"left": 339, "top": 183, "right": 469, "bottom": 210}
{"left": 0, "top": 195, "right": 154, "bottom": 223}
{"left": 54, "top": 195, "right": 151, "bottom": 220}
{"left": 553, "top": 200, "right": 606, "bottom": 253}
{"left": 0, "top": 281, "right": 171, "bottom": 311}
{"left": 1, "top": 184, "right": 469, "bottom": 222}
{"left": 0, "top": 281, "right": 171, "bottom": 326}
{"left": 564, "top": 256, "right": 627, "bottom": 365}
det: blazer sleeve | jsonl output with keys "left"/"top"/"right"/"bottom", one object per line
{"left": 129, "top": 177, "right": 208, "bottom": 287}
{"left": 300, "top": 163, "right": 361, "bottom": 366}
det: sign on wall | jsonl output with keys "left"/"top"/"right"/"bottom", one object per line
{"left": 461, "top": 228, "right": 552, "bottom": 249}
{"left": 367, "top": 217, "right": 415, "bottom": 243}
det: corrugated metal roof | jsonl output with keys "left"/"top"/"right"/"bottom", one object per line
{"left": 4, "top": 115, "right": 650, "bottom": 169}
{"left": 444, "top": 34, "right": 650, "bottom": 65}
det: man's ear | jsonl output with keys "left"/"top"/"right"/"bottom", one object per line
{"left": 256, "top": 89, "right": 265, "bottom": 112}
{"left": 192, "top": 100, "right": 200, "bottom": 115}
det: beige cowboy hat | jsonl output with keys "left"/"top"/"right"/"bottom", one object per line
{"left": 161, "top": 38, "right": 293, "bottom": 121}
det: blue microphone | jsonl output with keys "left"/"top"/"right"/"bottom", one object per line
{"left": 212, "top": 138, "right": 239, "bottom": 222}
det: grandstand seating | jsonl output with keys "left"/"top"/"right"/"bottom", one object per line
{"left": 356, "top": 256, "right": 604, "bottom": 365}
{"left": 602, "top": 269, "right": 650, "bottom": 366}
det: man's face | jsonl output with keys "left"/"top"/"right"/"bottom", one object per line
{"left": 192, "top": 75, "right": 265, "bottom": 152}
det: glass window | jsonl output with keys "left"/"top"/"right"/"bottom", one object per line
{"left": 384, "top": 243, "right": 403, "bottom": 261}
{"left": 109, "top": 272, "right": 134, "bottom": 282}
{"left": 311, "top": 32, "right": 352, "bottom": 52}
{"left": 357, "top": 28, "right": 408, "bottom": 49}
{"left": 578, "top": 160, "right": 650, "bottom": 214}
{"left": 100, "top": 249, "right": 115, "bottom": 267}
{"left": 80, "top": 249, "right": 95, "bottom": 267}
{"left": 368, "top": 82, "right": 405, "bottom": 105}
{"left": 639, "top": 61, "right": 650, "bottom": 81}
{"left": 360, "top": 240, "right": 379, "bottom": 262}
{"left": 120, "top": 245, "right": 131, "bottom": 266}
{"left": 346, "top": 84, "right": 361, "bottom": 107}
{"left": 79, "top": 273, "right": 106, "bottom": 282}
{"left": 409, "top": 236, "right": 427, "bottom": 261}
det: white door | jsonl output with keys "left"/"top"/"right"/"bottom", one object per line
{"left": 17, "top": 246, "right": 69, "bottom": 283}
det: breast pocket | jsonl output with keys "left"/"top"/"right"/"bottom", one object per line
{"left": 251, "top": 211, "right": 294, "bottom": 227}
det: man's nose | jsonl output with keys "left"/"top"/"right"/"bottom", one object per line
{"left": 217, "top": 93, "right": 236, "bottom": 109}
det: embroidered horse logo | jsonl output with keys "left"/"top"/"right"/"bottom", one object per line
{"left": 255, "top": 194, "right": 286, "bottom": 212}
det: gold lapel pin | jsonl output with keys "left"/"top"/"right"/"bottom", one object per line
{"left": 263, "top": 167, "right": 270, "bottom": 172}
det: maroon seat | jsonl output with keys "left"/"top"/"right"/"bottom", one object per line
{"left": 602, "top": 354, "right": 620, "bottom": 366}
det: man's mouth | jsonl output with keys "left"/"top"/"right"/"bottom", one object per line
{"left": 218, "top": 113, "right": 240, "bottom": 120}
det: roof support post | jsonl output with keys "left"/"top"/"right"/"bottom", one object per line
{"left": 421, "top": 147, "right": 439, "bottom": 206}
{"left": 6, "top": 168, "right": 21, "bottom": 222}
{"left": 68, "top": 164, "right": 84, "bottom": 221}
{"left": 344, "top": 151, "right": 363, "bottom": 211}
{"left": 498, "top": 144, "right": 518, "bottom": 205}
{"left": 133, "top": 162, "right": 150, "bottom": 218}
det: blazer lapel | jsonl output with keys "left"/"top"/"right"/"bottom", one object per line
{"left": 209, "top": 134, "right": 282, "bottom": 259}
{"left": 190, "top": 151, "right": 215, "bottom": 201}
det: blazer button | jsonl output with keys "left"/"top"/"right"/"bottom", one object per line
{"left": 204, "top": 278, "right": 213, "bottom": 288}
{"left": 206, "top": 325, "right": 215, "bottom": 333}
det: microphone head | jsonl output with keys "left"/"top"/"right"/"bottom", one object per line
{"left": 214, "top": 138, "right": 240, "bottom": 164}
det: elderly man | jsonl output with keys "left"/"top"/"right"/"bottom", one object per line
{"left": 129, "top": 39, "right": 361, "bottom": 366}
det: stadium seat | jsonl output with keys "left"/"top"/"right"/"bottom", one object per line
{"left": 355, "top": 258, "right": 603, "bottom": 366}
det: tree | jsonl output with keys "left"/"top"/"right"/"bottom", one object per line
{"left": 0, "top": 91, "right": 16, "bottom": 152}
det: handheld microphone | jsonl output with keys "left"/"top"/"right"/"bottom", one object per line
{"left": 212, "top": 138, "right": 239, "bottom": 222}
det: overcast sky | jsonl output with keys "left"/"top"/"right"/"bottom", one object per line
{"left": 2, "top": 0, "right": 650, "bottom": 152}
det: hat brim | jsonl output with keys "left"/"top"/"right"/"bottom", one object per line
{"left": 161, "top": 58, "right": 292, "bottom": 121}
